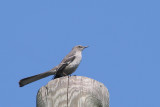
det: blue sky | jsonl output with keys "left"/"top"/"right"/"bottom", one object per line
{"left": 0, "top": 0, "right": 160, "bottom": 107}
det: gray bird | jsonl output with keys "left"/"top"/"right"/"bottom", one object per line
{"left": 19, "top": 45, "right": 88, "bottom": 87}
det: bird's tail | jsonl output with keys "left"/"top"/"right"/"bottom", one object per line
{"left": 19, "top": 70, "right": 56, "bottom": 87}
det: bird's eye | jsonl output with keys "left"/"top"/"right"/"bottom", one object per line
{"left": 78, "top": 46, "right": 81, "bottom": 48}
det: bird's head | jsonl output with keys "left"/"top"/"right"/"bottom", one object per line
{"left": 73, "top": 45, "right": 88, "bottom": 51}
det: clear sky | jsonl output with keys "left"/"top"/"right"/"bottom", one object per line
{"left": 0, "top": 0, "right": 160, "bottom": 107}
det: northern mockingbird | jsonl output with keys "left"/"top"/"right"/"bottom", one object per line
{"left": 19, "top": 45, "right": 88, "bottom": 87}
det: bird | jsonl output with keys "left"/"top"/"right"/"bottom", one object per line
{"left": 19, "top": 45, "right": 88, "bottom": 87}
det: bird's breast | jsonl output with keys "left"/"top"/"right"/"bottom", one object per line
{"left": 69, "top": 55, "right": 82, "bottom": 67}
{"left": 64, "top": 53, "right": 82, "bottom": 75}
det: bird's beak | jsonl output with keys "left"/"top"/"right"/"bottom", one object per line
{"left": 84, "top": 46, "right": 89, "bottom": 48}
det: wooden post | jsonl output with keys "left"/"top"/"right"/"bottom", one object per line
{"left": 37, "top": 76, "right": 109, "bottom": 107}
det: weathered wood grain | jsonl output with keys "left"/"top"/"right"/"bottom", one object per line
{"left": 37, "top": 76, "right": 109, "bottom": 107}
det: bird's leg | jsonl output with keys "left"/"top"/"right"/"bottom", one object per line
{"left": 70, "top": 74, "right": 76, "bottom": 77}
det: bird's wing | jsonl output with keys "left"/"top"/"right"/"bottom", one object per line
{"left": 57, "top": 56, "right": 75, "bottom": 71}
{"left": 55, "top": 56, "right": 75, "bottom": 76}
